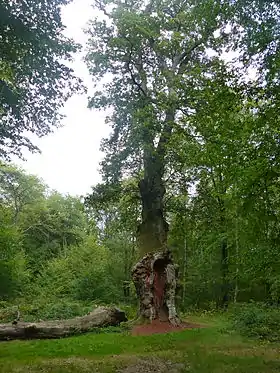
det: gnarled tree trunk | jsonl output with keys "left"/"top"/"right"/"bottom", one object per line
{"left": 132, "top": 251, "right": 181, "bottom": 326}
{"left": 133, "top": 110, "right": 180, "bottom": 325}
{"left": 0, "top": 306, "right": 127, "bottom": 341}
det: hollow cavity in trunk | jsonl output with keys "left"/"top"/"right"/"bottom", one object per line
{"left": 132, "top": 251, "right": 180, "bottom": 326}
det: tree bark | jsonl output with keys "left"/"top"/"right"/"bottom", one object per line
{"left": 137, "top": 111, "right": 175, "bottom": 254}
{"left": 0, "top": 306, "right": 127, "bottom": 341}
{"left": 216, "top": 192, "right": 230, "bottom": 310}
{"left": 137, "top": 175, "right": 168, "bottom": 253}
{"left": 234, "top": 214, "right": 239, "bottom": 303}
{"left": 221, "top": 237, "right": 229, "bottom": 309}
{"left": 134, "top": 110, "right": 180, "bottom": 324}
{"left": 182, "top": 236, "right": 188, "bottom": 308}
{"left": 132, "top": 251, "right": 181, "bottom": 326}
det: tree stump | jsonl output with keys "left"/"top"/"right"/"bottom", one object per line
{"left": 132, "top": 251, "right": 181, "bottom": 326}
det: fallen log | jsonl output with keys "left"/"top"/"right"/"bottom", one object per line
{"left": 0, "top": 306, "right": 127, "bottom": 341}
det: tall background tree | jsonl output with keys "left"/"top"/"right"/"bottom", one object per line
{"left": 0, "top": 0, "right": 82, "bottom": 158}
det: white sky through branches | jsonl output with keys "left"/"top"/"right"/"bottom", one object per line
{"left": 15, "top": 1, "right": 252, "bottom": 197}
{"left": 16, "top": 0, "right": 110, "bottom": 196}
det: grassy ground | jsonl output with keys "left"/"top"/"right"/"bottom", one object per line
{"left": 0, "top": 315, "right": 279, "bottom": 373}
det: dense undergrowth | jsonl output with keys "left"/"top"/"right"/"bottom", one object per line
{"left": 0, "top": 299, "right": 137, "bottom": 323}
{"left": 2, "top": 296, "right": 280, "bottom": 345}
{"left": 231, "top": 302, "right": 280, "bottom": 342}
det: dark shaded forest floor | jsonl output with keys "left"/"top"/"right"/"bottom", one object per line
{"left": 0, "top": 315, "right": 279, "bottom": 373}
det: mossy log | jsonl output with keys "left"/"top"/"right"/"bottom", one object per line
{"left": 0, "top": 306, "right": 127, "bottom": 341}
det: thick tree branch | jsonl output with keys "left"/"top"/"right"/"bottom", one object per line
{"left": 176, "top": 39, "right": 204, "bottom": 73}
{"left": 126, "top": 60, "right": 147, "bottom": 96}
{"left": 125, "top": 41, "right": 148, "bottom": 96}
{"left": 156, "top": 110, "right": 175, "bottom": 161}
{"left": 176, "top": 23, "right": 218, "bottom": 72}
{"left": 94, "top": 0, "right": 111, "bottom": 18}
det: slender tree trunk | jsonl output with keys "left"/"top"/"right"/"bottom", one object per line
{"left": 182, "top": 236, "right": 187, "bottom": 308}
{"left": 218, "top": 197, "right": 229, "bottom": 309}
{"left": 221, "top": 237, "right": 229, "bottom": 309}
{"left": 123, "top": 245, "right": 129, "bottom": 300}
{"left": 234, "top": 216, "right": 239, "bottom": 304}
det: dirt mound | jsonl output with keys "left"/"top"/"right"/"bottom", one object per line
{"left": 132, "top": 319, "right": 203, "bottom": 336}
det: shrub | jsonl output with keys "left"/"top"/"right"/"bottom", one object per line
{"left": 32, "top": 236, "right": 124, "bottom": 304}
{"left": 231, "top": 302, "right": 280, "bottom": 342}
{"left": 32, "top": 300, "right": 95, "bottom": 321}
{"left": 0, "top": 300, "right": 95, "bottom": 323}
{"left": 0, "top": 220, "right": 30, "bottom": 301}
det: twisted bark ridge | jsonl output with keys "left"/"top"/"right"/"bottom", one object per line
{"left": 132, "top": 251, "right": 181, "bottom": 326}
{"left": 0, "top": 306, "right": 127, "bottom": 341}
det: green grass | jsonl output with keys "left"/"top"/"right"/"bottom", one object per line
{"left": 0, "top": 315, "right": 279, "bottom": 373}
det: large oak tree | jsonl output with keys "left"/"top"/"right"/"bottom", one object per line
{"left": 86, "top": 0, "right": 227, "bottom": 254}
{"left": 85, "top": 0, "right": 230, "bottom": 322}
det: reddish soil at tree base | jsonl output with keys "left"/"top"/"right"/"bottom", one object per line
{"left": 132, "top": 319, "right": 204, "bottom": 336}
